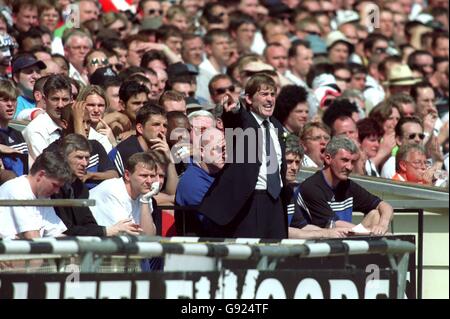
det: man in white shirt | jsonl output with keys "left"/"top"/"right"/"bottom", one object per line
{"left": 196, "top": 29, "right": 231, "bottom": 102}
{"left": 63, "top": 30, "right": 92, "bottom": 85}
{"left": 23, "top": 74, "right": 72, "bottom": 160}
{"left": 285, "top": 40, "right": 319, "bottom": 116}
{"left": 89, "top": 152, "right": 160, "bottom": 236}
{"left": 0, "top": 151, "right": 72, "bottom": 239}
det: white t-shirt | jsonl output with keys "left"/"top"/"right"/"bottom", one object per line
{"left": 381, "top": 156, "right": 396, "bottom": 179}
{"left": 0, "top": 176, "right": 67, "bottom": 239}
{"left": 89, "top": 178, "right": 140, "bottom": 227}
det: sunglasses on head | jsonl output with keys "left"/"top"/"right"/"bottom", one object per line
{"left": 148, "top": 9, "right": 163, "bottom": 15}
{"left": 214, "top": 85, "right": 235, "bottom": 95}
{"left": 408, "top": 133, "right": 425, "bottom": 140}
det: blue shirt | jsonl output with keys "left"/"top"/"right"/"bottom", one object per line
{"left": 176, "top": 162, "right": 215, "bottom": 206}
{"left": 14, "top": 95, "right": 35, "bottom": 119}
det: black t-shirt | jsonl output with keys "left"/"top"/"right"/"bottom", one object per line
{"left": 295, "top": 170, "right": 381, "bottom": 228}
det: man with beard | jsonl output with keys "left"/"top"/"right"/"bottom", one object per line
{"left": 296, "top": 136, "right": 393, "bottom": 235}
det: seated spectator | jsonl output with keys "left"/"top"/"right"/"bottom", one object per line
{"left": 394, "top": 143, "right": 448, "bottom": 187}
{"left": 108, "top": 104, "right": 179, "bottom": 204}
{"left": 11, "top": 53, "right": 46, "bottom": 119}
{"left": 381, "top": 116, "right": 426, "bottom": 179}
{"left": 0, "top": 80, "right": 29, "bottom": 177}
{"left": 299, "top": 122, "right": 331, "bottom": 168}
{"left": 0, "top": 151, "right": 71, "bottom": 239}
{"left": 89, "top": 152, "right": 160, "bottom": 236}
{"left": 22, "top": 74, "right": 72, "bottom": 160}
{"left": 296, "top": 136, "right": 393, "bottom": 235}
{"left": 166, "top": 111, "right": 191, "bottom": 175}
{"left": 76, "top": 85, "right": 115, "bottom": 152}
{"left": 356, "top": 118, "right": 389, "bottom": 177}
{"left": 52, "top": 133, "right": 141, "bottom": 236}
{"left": 285, "top": 135, "right": 349, "bottom": 239}
{"left": 208, "top": 74, "right": 239, "bottom": 106}
{"left": 159, "top": 90, "right": 187, "bottom": 114}
{"left": 118, "top": 80, "right": 149, "bottom": 128}
{"left": 273, "top": 85, "right": 309, "bottom": 136}
{"left": 52, "top": 102, "right": 118, "bottom": 189}
{"left": 175, "top": 128, "right": 226, "bottom": 235}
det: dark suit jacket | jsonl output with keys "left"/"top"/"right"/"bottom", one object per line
{"left": 53, "top": 179, "right": 106, "bottom": 236}
{"left": 199, "top": 106, "right": 287, "bottom": 226}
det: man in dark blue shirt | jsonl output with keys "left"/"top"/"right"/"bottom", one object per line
{"left": 295, "top": 136, "right": 393, "bottom": 235}
{"left": 175, "top": 127, "right": 226, "bottom": 236}
{"left": 0, "top": 80, "right": 28, "bottom": 178}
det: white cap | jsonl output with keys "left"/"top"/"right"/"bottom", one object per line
{"left": 336, "top": 10, "right": 360, "bottom": 27}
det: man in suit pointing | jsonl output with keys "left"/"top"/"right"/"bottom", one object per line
{"left": 199, "top": 74, "right": 287, "bottom": 239}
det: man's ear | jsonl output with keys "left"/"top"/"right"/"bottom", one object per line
{"left": 34, "top": 91, "right": 42, "bottom": 102}
{"left": 398, "top": 160, "right": 407, "bottom": 173}
{"left": 123, "top": 169, "right": 131, "bottom": 183}
{"left": 204, "top": 44, "right": 212, "bottom": 56}
{"left": 244, "top": 94, "right": 252, "bottom": 106}
{"left": 119, "top": 100, "right": 126, "bottom": 112}
{"left": 323, "top": 153, "right": 332, "bottom": 166}
{"left": 136, "top": 123, "right": 144, "bottom": 135}
{"left": 35, "top": 170, "right": 46, "bottom": 182}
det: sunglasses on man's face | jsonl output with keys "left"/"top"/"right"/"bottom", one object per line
{"left": 407, "top": 133, "right": 425, "bottom": 140}
{"left": 214, "top": 85, "right": 235, "bottom": 95}
{"left": 374, "top": 47, "right": 387, "bottom": 54}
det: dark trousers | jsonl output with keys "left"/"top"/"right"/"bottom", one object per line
{"left": 204, "top": 190, "right": 287, "bottom": 239}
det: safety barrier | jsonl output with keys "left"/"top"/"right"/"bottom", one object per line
{"left": 0, "top": 235, "right": 415, "bottom": 299}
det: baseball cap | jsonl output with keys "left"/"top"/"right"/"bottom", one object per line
{"left": 167, "top": 62, "right": 199, "bottom": 78}
{"left": 89, "top": 67, "right": 118, "bottom": 86}
{"left": 12, "top": 54, "right": 46, "bottom": 74}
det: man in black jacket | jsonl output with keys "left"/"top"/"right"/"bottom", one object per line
{"left": 199, "top": 74, "right": 287, "bottom": 239}
{"left": 53, "top": 133, "right": 141, "bottom": 236}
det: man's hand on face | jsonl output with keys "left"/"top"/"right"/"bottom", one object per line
{"left": 149, "top": 132, "right": 173, "bottom": 162}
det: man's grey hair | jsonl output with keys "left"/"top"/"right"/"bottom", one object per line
{"left": 325, "top": 136, "right": 358, "bottom": 157}
{"left": 187, "top": 110, "right": 216, "bottom": 126}
{"left": 285, "top": 133, "right": 304, "bottom": 159}
{"left": 395, "top": 143, "right": 426, "bottom": 172}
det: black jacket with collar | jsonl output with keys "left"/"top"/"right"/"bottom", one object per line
{"left": 199, "top": 106, "right": 287, "bottom": 226}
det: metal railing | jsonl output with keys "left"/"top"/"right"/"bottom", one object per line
{"left": 0, "top": 236, "right": 415, "bottom": 298}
